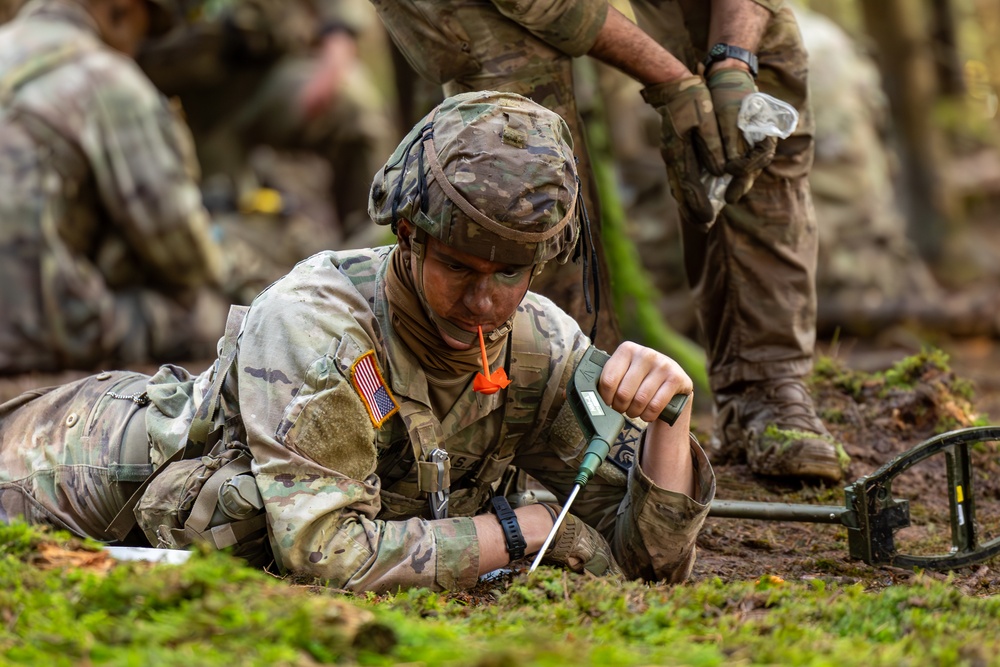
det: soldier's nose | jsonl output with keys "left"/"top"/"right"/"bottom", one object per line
{"left": 463, "top": 279, "right": 494, "bottom": 314}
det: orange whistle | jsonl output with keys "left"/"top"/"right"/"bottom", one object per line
{"left": 473, "top": 326, "right": 510, "bottom": 394}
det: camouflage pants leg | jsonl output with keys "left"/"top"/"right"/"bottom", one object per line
{"left": 632, "top": 3, "right": 818, "bottom": 392}
{"left": 0, "top": 372, "right": 153, "bottom": 541}
{"left": 441, "top": 7, "right": 622, "bottom": 350}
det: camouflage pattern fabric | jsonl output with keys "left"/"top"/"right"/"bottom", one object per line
{"left": 0, "top": 246, "right": 715, "bottom": 592}
{"left": 369, "top": 91, "right": 580, "bottom": 267}
{"left": 370, "top": 0, "right": 622, "bottom": 350}
{"left": 0, "top": 0, "right": 228, "bottom": 374}
{"left": 0, "top": 371, "right": 153, "bottom": 540}
{"left": 630, "top": 0, "right": 819, "bottom": 392}
{"left": 210, "top": 247, "right": 713, "bottom": 590}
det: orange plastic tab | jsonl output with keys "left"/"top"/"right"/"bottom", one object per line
{"left": 473, "top": 326, "right": 510, "bottom": 395}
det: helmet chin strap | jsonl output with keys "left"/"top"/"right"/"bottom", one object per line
{"left": 411, "top": 230, "right": 515, "bottom": 346}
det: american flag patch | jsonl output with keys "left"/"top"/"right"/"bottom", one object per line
{"left": 351, "top": 351, "right": 399, "bottom": 428}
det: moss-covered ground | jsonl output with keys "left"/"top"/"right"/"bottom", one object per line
{"left": 3, "top": 521, "right": 1000, "bottom": 666}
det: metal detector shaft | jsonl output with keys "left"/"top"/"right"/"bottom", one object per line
{"left": 709, "top": 500, "right": 847, "bottom": 524}
{"left": 529, "top": 483, "right": 580, "bottom": 572}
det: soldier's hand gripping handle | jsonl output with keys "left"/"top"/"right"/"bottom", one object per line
{"left": 567, "top": 346, "right": 691, "bottom": 486}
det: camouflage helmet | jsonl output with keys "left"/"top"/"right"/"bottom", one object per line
{"left": 370, "top": 90, "right": 581, "bottom": 266}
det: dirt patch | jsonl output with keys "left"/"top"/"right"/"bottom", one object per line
{"left": 691, "top": 346, "right": 1000, "bottom": 595}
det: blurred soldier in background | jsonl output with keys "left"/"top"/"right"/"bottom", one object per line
{"left": 0, "top": 0, "right": 230, "bottom": 375}
{"left": 138, "top": 0, "right": 397, "bottom": 251}
{"left": 796, "top": 5, "right": 1000, "bottom": 339}
{"left": 793, "top": 6, "right": 944, "bottom": 334}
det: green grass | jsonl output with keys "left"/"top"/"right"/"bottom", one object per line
{"left": 4, "top": 523, "right": 1000, "bottom": 665}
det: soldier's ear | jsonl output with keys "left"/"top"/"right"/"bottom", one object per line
{"left": 396, "top": 218, "right": 414, "bottom": 261}
{"left": 397, "top": 219, "right": 413, "bottom": 246}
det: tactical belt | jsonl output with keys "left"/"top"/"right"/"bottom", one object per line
{"left": 106, "top": 305, "right": 249, "bottom": 542}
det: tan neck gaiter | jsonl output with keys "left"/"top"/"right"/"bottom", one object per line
{"left": 384, "top": 246, "right": 508, "bottom": 378}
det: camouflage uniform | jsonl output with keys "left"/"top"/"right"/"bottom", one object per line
{"left": 0, "top": 92, "right": 714, "bottom": 592}
{"left": 370, "top": 0, "right": 622, "bottom": 350}
{"left": 627, "top": 0, "right": 818, "bottom": 391}
{"left": 0, "top": 247, "right": 714, "bottom": 589}
{"left": 372, "top": 0, "right": 816, "bottom": 383}
{"left": 0, "top": 0, "right": 228, "bottom": 375}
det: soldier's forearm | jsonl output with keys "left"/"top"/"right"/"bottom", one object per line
{"left": 709, "top": 0, "right": 770, "bottom": 58}
{"left": 472, "top": 503, "right": 554, "bottom": 574}
{"left": 589, "top": 5, "right": 691, "bottom": 85}
{"left": 639, "top": 410, "right": 695, "bottom": 498}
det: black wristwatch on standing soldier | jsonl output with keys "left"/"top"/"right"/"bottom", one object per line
{"left": 704, "top": 43, "right": 759, "bottom": 78}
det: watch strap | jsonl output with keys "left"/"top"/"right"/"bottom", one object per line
{"left": 704, "top": 43, "right": 758, "bottom": 78}
{"left": 491, "top": 496, "right": 527, "bottom": 561}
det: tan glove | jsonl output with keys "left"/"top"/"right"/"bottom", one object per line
{"left": 539, "top": 504, "right": 623, "bottom": 577}
{"left": 642, "top": 76, "right": 726, "bottom": 225}
{"left": 707, "top": 68, "right": 778, "bottom": 203}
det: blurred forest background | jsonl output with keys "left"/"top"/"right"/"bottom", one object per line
{"left": 807, "top": 0, "right": 1000, "bottom": 265}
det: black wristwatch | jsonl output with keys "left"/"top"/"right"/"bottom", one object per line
{"left": 491, "top": 496, "right": 527, "bottom": 561}
{"left": 704, "top": 43, "right": 759, "bottom": 78}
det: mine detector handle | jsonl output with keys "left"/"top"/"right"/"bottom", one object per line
{"left": 709, "top": 426, "right": 1000, "bottom": 572}
{"left": 529, "top": 346, "right": 691, "bottom": 572}
{"left": 566, "top": 347, "right": 690, "bottom": 487}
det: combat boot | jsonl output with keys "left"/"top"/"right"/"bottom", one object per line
{"left": 711, "top": 378, "right": 849, "bottom": 483}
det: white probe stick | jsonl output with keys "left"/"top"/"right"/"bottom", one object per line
{"left": 528, "top": 483, "right": 581, "bottom": 573}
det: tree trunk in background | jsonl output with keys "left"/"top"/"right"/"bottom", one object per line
{"left": 859, "top": 0, "right": 953, "bottom": 261}
{"left": 929, "top": 0, "right": 966, "bottom": 96}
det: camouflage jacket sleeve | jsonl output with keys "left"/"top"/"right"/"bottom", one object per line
{"left": 512, "top": 308, "right": 715, "bottom": 583}
{"left": 80, "top": 54, "right": 222, "bottom": 290}
{"left": 489, "top": 0, "right": 608, "bottom": 56}
{"left": 235, "top": 251, "right": 480, "bottom": 593}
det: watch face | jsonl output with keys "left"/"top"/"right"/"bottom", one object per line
{"left": 710, "top": 43, "right": 728, "bottom": 59}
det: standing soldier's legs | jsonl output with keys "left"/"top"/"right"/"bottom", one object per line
{"left": 634, "top": 3, "right": 847, "bottom": 481}
{"left": 0, "top": 372, "right": 153, "bottom": 541}
{"left": 441, "top": 11, "right": 622, "bottom": 350}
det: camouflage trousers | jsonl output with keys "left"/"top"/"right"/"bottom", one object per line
{"left": 0, "top": 371, "right": 152, "bottom": 541}
{"left": 631, "top": 1, "right": 819, "bottom": 392}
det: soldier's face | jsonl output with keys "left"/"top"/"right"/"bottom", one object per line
{"left": 400, "top": 222, "right": 532, "bottom": 350}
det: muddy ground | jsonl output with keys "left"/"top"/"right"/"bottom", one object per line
{"left": 688, "top": 338, "right": 1000, "bottom": 596}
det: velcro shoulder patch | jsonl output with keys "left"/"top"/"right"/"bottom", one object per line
{"left": 351, "top": 351, "right": 399, "bottom": 428}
